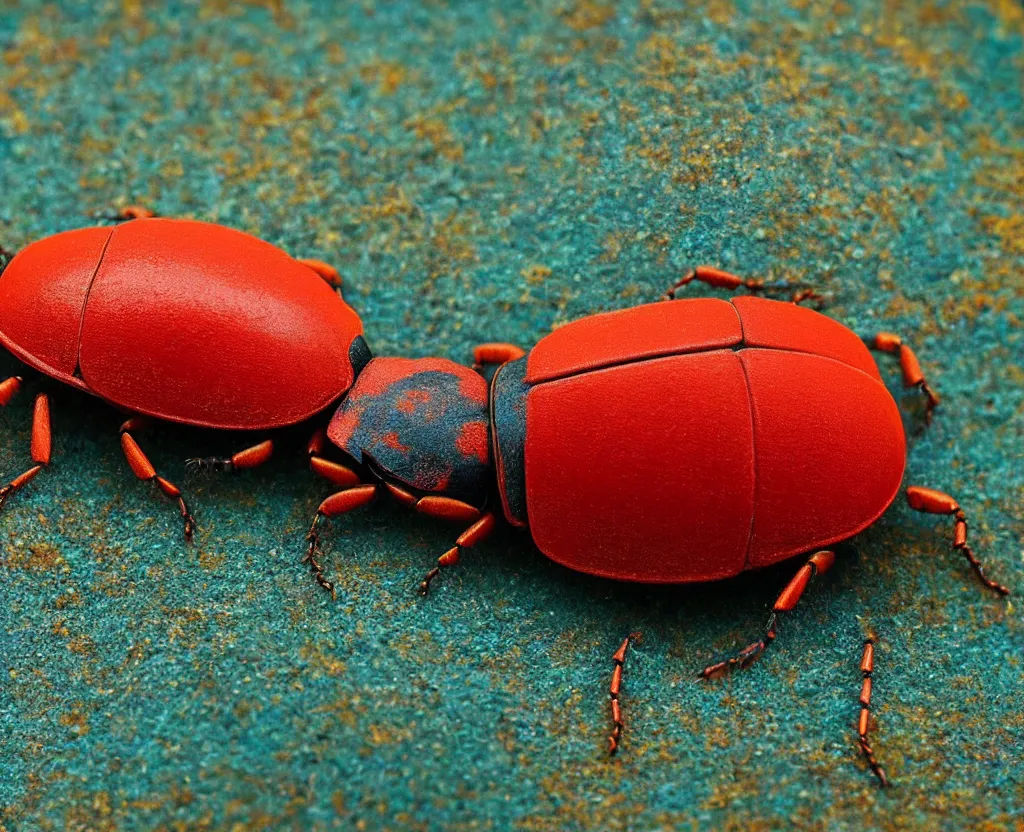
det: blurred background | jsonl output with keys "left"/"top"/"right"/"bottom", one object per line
{"left": 1, "top": 1, "right": 1021, "bottom": 829}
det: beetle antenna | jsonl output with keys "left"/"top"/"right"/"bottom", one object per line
{"left": 857, "top": 635, "right": 889, "bottom": 786}
{"left": 303, "top": 515, "right": 336, "bottom": 599}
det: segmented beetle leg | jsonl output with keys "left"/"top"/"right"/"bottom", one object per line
{"left": 906, "top": 486, "right": 1010, "bottom": 596}
{"left": 662, "top": 266, "right": 823, "bottom": 307}
{"left": 699, "top": 550, "right": 836, "bottom": 680}
{"left": 185, "top": 439, "right": 274, "bottom": 479}
{"left": 869, "top": 333, "right": 940, "bottom": 427}
{"left": 301, "top": 484, "right": 378, "bottom": 597}
{"left": 410, "top": 497, "right": 496, "bottom": 595}
{"left": 857, "top": 635, "right": 889, "bottom": 787}
{"left": 0, "top": 387, "right": 50, "bottom": 513}
{"left": 118, "top": 418, "right": 196, "bottom": 542}
{"left": 607, "top": 636, "right": 630, "bottom": 755}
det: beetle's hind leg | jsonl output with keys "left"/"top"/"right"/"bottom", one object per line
{"left": 119, "top": 418, "right": 195, "bottom": 541}
{"left": 700, "top": 550, "right": 835, "bottom": 680}
{"left": 662, "top": 266, "right": 823, "bottom": 306}
{"left": 0, "top": 383, "right": 52, "bottom": 512}
{"left": 906, "top": 486, "right": 1009, "bottom": 596}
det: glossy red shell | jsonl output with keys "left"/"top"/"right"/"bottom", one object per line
{"left": 0, "top": 219, "right": 364, "bottom": 430}
{"left": 513, "top": 297, "right": 906, "bottom": 583}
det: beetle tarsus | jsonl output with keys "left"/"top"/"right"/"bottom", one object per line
{"left": 857, "top": 636, "right": 889, "bottom": 787}
{"left": 418, "top": 567, "right": 441, "bottom": 596}
{"left": 185, "top": 456, "right": 234, "bottom": 477}
{"left": 304, "top": 515, "right": 336, "bottom": 598}
{"left": 699, "top": 616, "right": 777, "bottom": 680}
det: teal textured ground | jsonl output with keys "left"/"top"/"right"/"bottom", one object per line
{"left": 1, "top": 2, "right": 1021, "bottom": 829}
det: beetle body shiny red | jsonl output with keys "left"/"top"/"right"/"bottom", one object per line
{"left": 488, "top": 296, "right": 906, "bottom": 582}
{"left": 0, "top": 218, "right": 365, "bottom": 430}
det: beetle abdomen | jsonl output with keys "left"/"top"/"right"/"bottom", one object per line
{"left": 497, "top": 298, "right": 906, "bottom": 583}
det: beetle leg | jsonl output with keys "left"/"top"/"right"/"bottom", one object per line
{"left": 856, "top": 635, "right": 889, "bottom": 786}
{"left": 185, "top": 439, "right": 274, "bottom": 477}
{"left": 119, "top": 418, "right": 195, "bottom": 542}
{"left": 699, "top": 549, "right": 836, "bottom": 680}
{"left": 869, "top": 333, "right": 940, "bottom": 425}
{"left": 906, "top": 486, "right": 1009, "bottom": 596}
{"left": 662, "top": 266, "right": 822, "bottom": 305}
{"left": 607, "top": 635, "right": 632, "bottom": 755}
{"left": 399, "top": 492, "right": 494, "bottom": 594}
{"left": 472, "top": 343, "right": 526, "bottom": 373}
{"left": 0, "top": 390, "right": 51, "bottom": 512}
{"left": 298, "top": 258, "right": 343, "bottom": 291}
{"left": 304, "top": 484, "right": 379, "bottom": 597}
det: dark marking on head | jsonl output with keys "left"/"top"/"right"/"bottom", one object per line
{"left": 328, "top": 357, "right": 492, "bottom": 504}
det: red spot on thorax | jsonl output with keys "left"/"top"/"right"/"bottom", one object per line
{"left": 455, "top": 421, "right": 490, "bottom": 465}
{"left": 381, "top": 431, "right": 410, "bottom": 452}
{"left": 396, "top": 389, "right": 432, "bottom": 415}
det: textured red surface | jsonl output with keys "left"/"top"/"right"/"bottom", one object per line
{"left": 71, "top": 219, "right": 363, "bottom": 430}
{"left": 525, "top": 298, "right": 742, "bottom": 383}
{"left": 0, "top": 226, "right": 112, "bottom": 385}
{"left": 519, "top": 298, "right": 905, "bottom": 582}
{"left": 525, "top": 351, "right": 755, "bottom": 583}
{"left": 741, "top": 349, "right": 905, "bottom": 567}
{"left": 732, "top": 295, "right": 883, "bottom": 381}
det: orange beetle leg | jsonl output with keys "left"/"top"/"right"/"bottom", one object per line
{"left": 608, "top": 635, "right": 636, "bottom": 755}
{"left": 119, "top": 421, "right": 195, "bottom": 541}
{"left": 700, "top": 550, "right": 836, "bottom": 680}
{"left": 0, "top": 391, "right": 51, "bottom": 512}
{"left": 856, "top": 635, "right": 889, "bottom": 787}
{"left": 906, "top": 486, "right": 1009, "bottom": 596}
{"left": 304, "top": 484, "right": 379, "bottom": 597}
{"left": 415, "top": 503, "right": 496, "bottom": 595}
{"left": 662, "top": 265, "right": 822, "bottom": 305}
{"left": 870, "top": 333, "right": 940, "bottom": 425}
{"left": 472, "top": 343, "right": 526, "bottom": 372}
{"left": 186, "top": 439, "right": 275, "bottom": 476}
{"left": 114, "top": 205, "right": 156, "bottom": 221}
{"left": 298, "top": 258, "right": 343, "bottom": 289}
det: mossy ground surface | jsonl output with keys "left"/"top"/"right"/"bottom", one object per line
{"left": 1, "top": 2, "right": 1021, "bottom": 829}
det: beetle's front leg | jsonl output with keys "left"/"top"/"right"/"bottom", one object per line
{"left": 382, "top": 482, "right": 496, "bottom": 594}
{"left": 304, "top": 484, "right": 378, "bottom": 597}
{"left": 700, "top": 549, "right": 835, "bottom": 680}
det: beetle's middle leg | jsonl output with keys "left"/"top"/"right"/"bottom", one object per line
{"left": 119, "top": 417, "right": 196, "bottom": 541}
{"left": 662, "top": 266, "right": 823, "bottom": 305}
{"left": 0, "top": 384, "right": 52, "bottom": 511}
{"left": 700, "top": 549, "right": 836, "bottom": 680}
{"left": 185, "top": 439, "right": 274, "bottom": 476}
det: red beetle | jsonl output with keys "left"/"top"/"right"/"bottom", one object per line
{"left": 0, "top": 210, "right": 367, "bottom": 535}
{"left": 297, "top": 266, "right": 1008, "bottom": 786}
